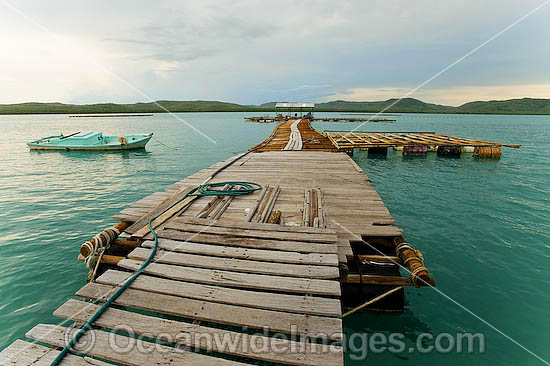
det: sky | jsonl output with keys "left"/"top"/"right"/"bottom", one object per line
{"left": 0, "top": 0, "right": 549, "bottom": 106}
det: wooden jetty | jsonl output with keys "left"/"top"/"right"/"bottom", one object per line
{"left": 244, "top": 115, "right": 396, "bottom": 123}
{"left": 2, "top": 117, "right": 520, "bottom": 365}
{"left": 249, "top": 119, "right": 337, "bottom": 152}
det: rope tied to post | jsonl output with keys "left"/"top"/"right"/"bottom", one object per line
{"left": 396, "top": 242, "right": 428, "bottom": 287}
{"left": 51, "top": 180, "right": 261, "bottom": 365}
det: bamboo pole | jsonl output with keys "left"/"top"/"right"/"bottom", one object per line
{"left": 342, "top": 286, "right": 403, "bottom": 318}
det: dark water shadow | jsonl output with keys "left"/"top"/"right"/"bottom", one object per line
{"left": 401, "top": 154, "right": 428, "bottom": 161}
{"left": 366, "top": 153, "right": 388, "bottom": 160}
{"left": 343, "top": 304, "right": 432, "bottom": 343}
{"left": 29, "top": 149, "right": 153, "bottom": 160}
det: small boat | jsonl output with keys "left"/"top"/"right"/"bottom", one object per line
{"left": 27, "top": 131, "right": 153, "bottom": 151}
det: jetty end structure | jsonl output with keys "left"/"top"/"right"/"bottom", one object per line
{"left": 245, "top": 102, "right": 397, "bottom": 123}
{"left": 1, "top": 118, "right": 519, "bottom": 365}
{"left": 276, "top": 102, "right": 315, "bottom": 117}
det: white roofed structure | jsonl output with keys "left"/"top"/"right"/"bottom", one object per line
{"left": 275, "top": 102, "right": 315, "bottom": 117}
{"left": 275, "top": 102, "right": 315, "bottom": 108}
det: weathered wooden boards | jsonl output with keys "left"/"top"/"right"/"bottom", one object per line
{"left": 254, "top": 120, "right": 337, "bottom": 152}
{"left": 303, "top": 187, "right": 326, "bottom": 228}
{"left": 0, "top": 340, "right": 112, "bottom": 366}
{"left": 246, "top": 184, "right": 281, "bottom": 222}
{"left": 129, "top": 246, "right": 339, "bottom": 278}
{"left": 113, "top": 150, "right": 402, "bottom": 264}
{"left": 15, "top": 219, "right": 344, "bottom": 366}
{"left": 53, "top": 300, "right": 344, "bottom": 365}
{"left": 26, "top": 324, "right": 252, "bottom": 366}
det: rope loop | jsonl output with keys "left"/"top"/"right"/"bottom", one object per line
{"left": 396, "top": 242, "right": 413, "bottom": 255}
{"left": 410, "top": 266, "right": 428, "bottom": 287}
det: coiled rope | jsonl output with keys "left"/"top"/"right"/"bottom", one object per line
{"left": 52, "top": 180, "right": 261, "bottom": 365}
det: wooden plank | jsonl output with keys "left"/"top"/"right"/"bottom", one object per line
{"left": 118, "top": 207, "right": 149, "bottom": 216}
{"left": 75, "top": 283, "right": 343, "bottom": 339}
{"left": 345, "top": 274, "right": 413, "bottom": 286}
{"left": 182, "top": 216, "right": 336, "bottom": 234}
{"left": 0, "top": 340, "right": 112, "bottom": 366}
{"left": 26, "top": 324, "right": 251, "bottom": 366}
{"left": 260, "top": 185, "right": 280, "bottom": 223}
{"left": 245, "top": 186, "right": 268, "bottom": 221}
{"left": 124, "top": 185, "right": 194, "bottom": 234}
{"left": 55, "top": 300, "right": 344, "bottom": 366}
{"left": 118, "top": 259, "right": 341, "bottom": 296}
{"left": 359, "top": 254, "right": 401, "bottom": 263}
{"left": 129, "top": 247, "right": 340, "bottom": 278}
{"left": 158, "top": 229, "right": 339, "bottom": 254}
{"left": 167, "top": 217, "right": 337, "bottom": 243}
{"left": 317, "top": 188, "right": 326, "bottom": 228}
{"left": 98, "top": 270, "right": 341, "bottom": 316}
{"left": 132, "top": 194, "right": 198, "bottom": 238}
{"left": 142, "top": 239, "right": 339, "bottom": 266}
{"left": 112, "top": 213, "right": 140, "bottom": 223}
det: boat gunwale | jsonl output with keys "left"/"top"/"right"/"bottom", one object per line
{"left": 27, "top": 133, "right": 153, "bottom": 150}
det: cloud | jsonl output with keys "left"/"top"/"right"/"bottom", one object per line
{"left": 0, "top": 0, "right": 548, "bottom": 104}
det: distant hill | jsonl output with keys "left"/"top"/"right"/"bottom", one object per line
{"left": 314, "top": 98, "right": 455, "bottom": 113}
{"left": 258, "top": 98, "right": 550, "bottom": 114}
{"left": 455, "top": 98, "right": 550, "bottom": 114}
{"left": 1, "top": 97, "right": 550, "bottom": 115}
{"left": 0, "top": 100, "right": 263, "bottom": 115}
{"left": 258, "top": 102, "right": 277, "bottom": 108}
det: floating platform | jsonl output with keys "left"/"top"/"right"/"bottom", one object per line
{"left": 245, "top": 116, "right": 396, "bottom": 123}
{"left": 312, "top": 117, "right": 396, "bottom": 122}
{"left": 324, "top": 130, "right": 521, "bottom": 149}
{"left": 69, "top": 114, "right": 154, "bottom": 118}
{"left": 2, "top": 117, "right": 520, "bottom": 366}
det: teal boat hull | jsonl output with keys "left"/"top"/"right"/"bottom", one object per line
{"left": 27, "top": 132, "right": 153, "bottom": 151}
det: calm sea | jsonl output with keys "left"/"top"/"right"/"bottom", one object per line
{"left": 0, "top": 112, "right": 548, "bottom": 365}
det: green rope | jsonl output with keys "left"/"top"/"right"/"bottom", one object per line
{"left": 51, "top": 181, "right": 261, "bottom": 365}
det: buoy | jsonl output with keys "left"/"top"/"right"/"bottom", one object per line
{"left": 474, "top": 146, "right": 502, "bottom": 158}
{"left": 437, "top": 145, "right": 461, "bottom": 156}
{"left": 118, "top": 136, "right": 128, "bottom": 145}
{"left": 403, "top": 146, "right": 427, "bottom": 155}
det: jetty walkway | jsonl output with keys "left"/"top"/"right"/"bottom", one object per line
{"left": 2, "top": 118, "right": 521, "bottom": 365}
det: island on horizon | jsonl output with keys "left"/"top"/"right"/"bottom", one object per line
{"left": 1, "top": 97, "right": 550, "bottom": 116}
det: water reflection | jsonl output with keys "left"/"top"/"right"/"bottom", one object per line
{"left": 29, "top": 149, "right": 152, "bottom": 160}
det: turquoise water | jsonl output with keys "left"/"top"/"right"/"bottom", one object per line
{"left": 0, "top": 112, "right": 548, "bottom": 365}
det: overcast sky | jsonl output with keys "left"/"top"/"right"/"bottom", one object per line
{"left": 1, "top": 0, "right": 549, "bottom": 106}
